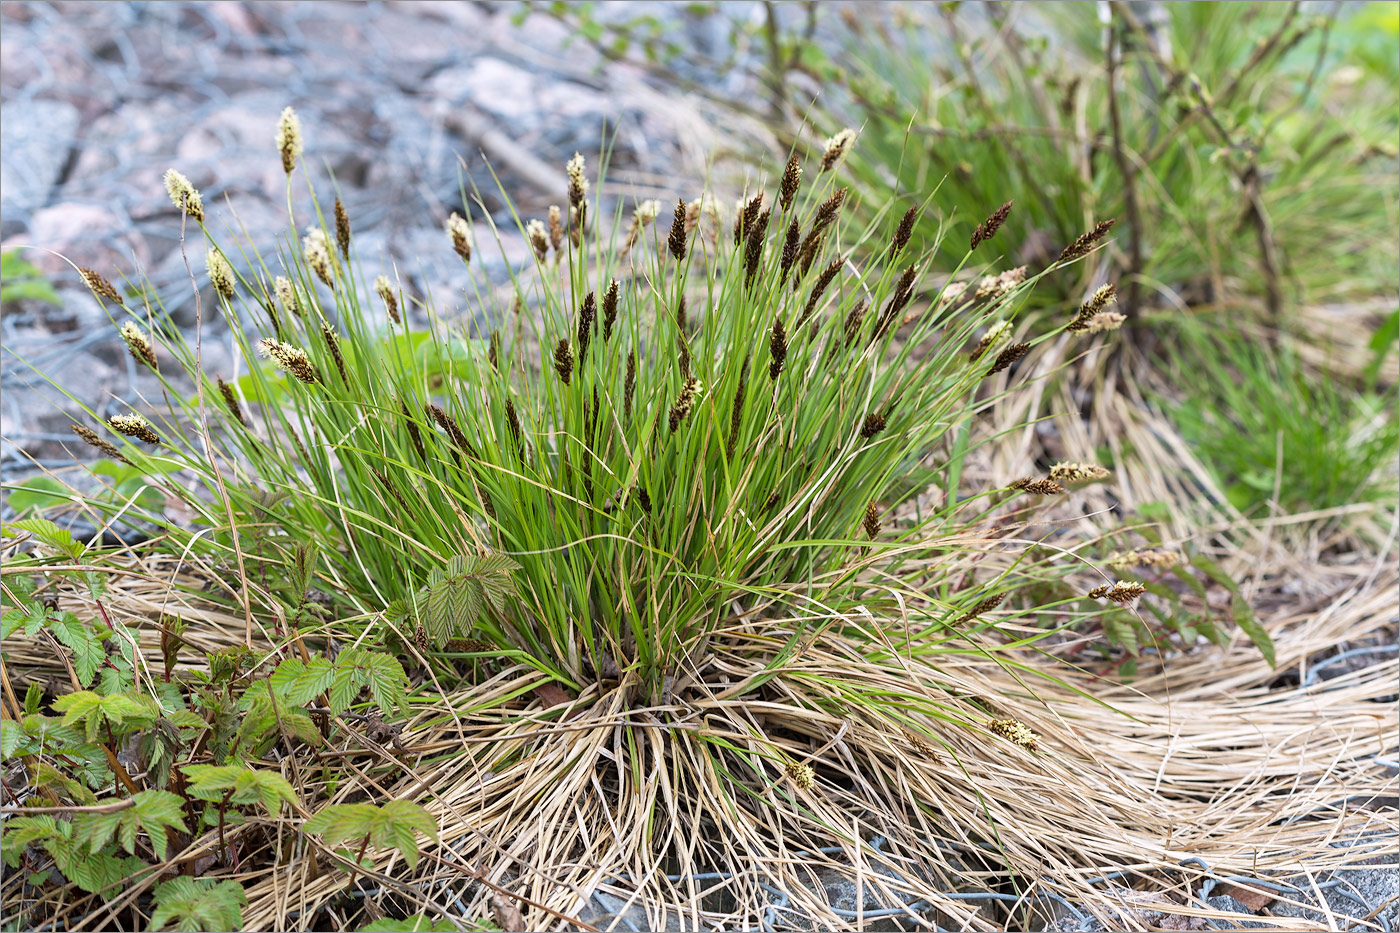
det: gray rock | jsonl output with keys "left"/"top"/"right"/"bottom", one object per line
{"left": 1269, "top": 864, "right": 1399, "bottom": 930}
{"left": 1204, "top": 895, "right": 1272, "bottom": 929}
{"left": 1, "top": 99, "right": 81, "bottom": 237}
{"left": 575, "top": 890, "right": 682, "bottom": 933}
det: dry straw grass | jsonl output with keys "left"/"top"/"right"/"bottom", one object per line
{"left": 5, "top": 535, "right": 1393, "bottom": 931}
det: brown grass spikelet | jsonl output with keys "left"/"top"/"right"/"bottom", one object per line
{"left": 904, "top": 731, "right": 941, "bottom": 762}
{"left": 768, "top": 315, "right": 787, "bottom": 380}
{"left": 1088, "top": 580, "right": 1147, "bottom": 603}
{"left": 1058, "top": 218, "right": 1117, "bottom": 263}
{"left": 206, "top": 248, "right": 236, "bottom": 300}
{"left": 1108, "top": 549, "right": 1181, "bottom": 571}
{"left": 740, "top": 193, "right": 764, "bottom": 243}
{"left": 667, "top": 198, "right": 688, "bottom": 261}
{"left": 276, "top": 106, "right": 303, "bottom": 175}
{"left": 566, "top": 152, "right": 588, "bottom": 209}
{"left": 217, "top": 377, "right": 249, "bottom": 428}
{"left": 875, "top": 264, "right": 918, "bottom": 338}
{"left": 303, "top": 229, "right": 335, "bottom": 288}
{"left": 779, "top": 153, "right": 802, "bottom": 211}
{"left": 547, "top": 205, "right": 564, "bottom": 254}
{"left": 399, "top": 399, "right": 425, "bottom": 462}
{"left": 956, "top": 593, "right": 1006, "bottom": 624}
{"left": 505, "top": 398, "right": 524, "bottom": 461}
{"left": 969, "top": 321, "right": 1011, "bottom": 363}
{"left": 320, "top": 321, "right": 347, "bottom": 383}
{"left": 427, "top": 404, "right": 474, "bottom": 458}
{"left": 988, "top": 718, "right": 1039, "bottom": 752}
{"left": 1010, "top": 477, "right": 1065, "bottom": 495}
{"left": 624, "top": 349, "right": 636, "bottom": 421}
{"left": 374, "top": 274, "right": 400, "bottom": 325}
{"left": 163, "top": 168, "right": 203, "bottom": 223}
{"left": 668, "top": 377, "right": 702, "bottom": 433}
{"left": 259, "top": 338, "right": 320, "bottom": 385}
{"left": 80, "top": 268, "right": 123, "bottom": 305}
{"left": 274, "top": 276, "right": 300, "bottom": 317}
{"left": 843, "top": 299, "right": 869, "bottom": 346}
{"left": 602, "top": 279, "right": 619, "bottom": 341}
{"left": 810, "top": 187, "right": 848, "bottom": 236}
{"left": 488, "top": 330, "right": 500, "bottom": 371}
{"left": 859, "top": 412, "right": 887, "bottom": 440}
{"left": 620, "top": 199, "right": 661, "bottom": 259}
{"left": 779, "top": 216, "right": 801, "bottom": 281}
{"left": 987, "top": 342, "right": 1029, "bottom": 376}
{"left": 970, "top": 199, "right": 1013, "bottom": 251}
{"left": 743, "top": 208, "right": 771, "bottom": 286}
{"left": 1048, "top": 461, "right": 1111, "bottom": 485}
{"left": 526, "top": 219, "right": 549, "bottom": 261}
{"left": 785, "top": 761, "right": 816, "bottom": 791}
{"left": 820, "top": 128, "right": 858, "bottom": 171}
{"left": 635, "top": 486, "right": 652, "bottom": 514}
{"left": 71, "top": 423, "right": 128, "bottom": 464}
{"left": 119, "top": 321, "right": 158, "bottom": 371}
{"left": 447, "top": 212, "right": 473, "bottom": 263}
{"left": 553, "top": 338, "right": 573, "bottom": 386}
{"left": 862, "top": 500, "right": 881, "bottom": 539}
{"left": 109, "top": 413, "right": 159, "bottom": 445}
{"left": 333, "top": 197, "right": 351, "bottom": 259}
{"left": 726, "top": 355, "right": 751, "bottom": 459}
{"left": 577, "top": 291, "right": 596, "bottom": 369}
{"left": 799, "top": 255, "right": 844, "bottom": 328}
{"left": 1083, "top": 311, "right": 1126, "bottom": 334}
{"left": 890, "top": 206, "right": 918, "bottom": 258}
{"left": 1067, "top": 284, "right": 1117, "bottom": 332}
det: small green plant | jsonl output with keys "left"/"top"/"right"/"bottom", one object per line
{"left": 148, "top": 877, "right": 249, "bottom": 932}
{"left": 1, "top": 249, "right": 61, "bottom": 307}
{"left": 1164, "top": 320, "right": 1399, "bottom": 517}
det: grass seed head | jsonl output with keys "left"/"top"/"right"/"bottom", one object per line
{"left": 577, "top": 291, "right": 596, "bottom": 367}
{"left": 969, "top": 320, "right": 1011, "bottom": 362}
{"left": 735, "top": 192, "right": 765, "bottom": 244}
{"left": 1058, "top": 218, "right": 1117, "bottom": 263}
{"left": 259, "top": 338, "right": 320, "bottom": 385}
{"left": 566, "top": 152, "right": 588, "bottom": 209}
{"left": 547, "top": 204, "right": 564, "bottom": 254}
{"left": 975, "top": 265, "right": 1027, "bottom": 301}
{"left": 785, "top": 761, "right": 816, "bottom": 790}
{"left": 602, "top": 279, "right": 619, "bottom": 341}
{"left": 821, "top": 128, "right": 858, "bottom": 171}
{"left": 890, "top": 205, "right": 918, "bottom": 258}
{"left": 863, "top": 500, "right": 881, "bottom": 538}
{"left": 1108, "top": 549, "right": 1181, "bottom": 570}
{"left": 744, "top": 208, "right": 771, "bottom": 285}
{"left": 553, "top": 338, "right": 573, "bottom": 386}
{"left": 989, "top": 718, "right": 1039, "bottom": 751}
{"left": 119, "top": 321, "right": 158, "bottom": 370}
{"left": 668, "top": 198, "right": 688, "bottom": 261}
{"left": 110, "top": 413, "right": 159, "bottom": 444}
{"left": 527, "top": 219, "right": 549, "bottom": 261}
{"left": 1088, "top": 580, "right": 1147, "bottom": 602}
{"left": 1011, "top": 476, "right": 1065, "bottom": 495}
{"left": 970, "top": 199, "right": 1013, "bottom": 251}
{"left": 859, "top": 412, "right": 887, "bottom": 440}
{"left": 843, "top": 299, "right": 869, "bottom": 346}
{"left": 303, "top": 229, "right": 335, "bottom": 288}
{"left": 374, "top": 274, "right": 400, "bottom": 324}
{"left": 333, "top": 197, "right": 351, "bottom": 259}
{"left": 624, "top": 349, "right": 636, "bottom": 421}
{"left": 768, "top": 315, "right": 787, "bottom": 380}
{"left": 80, "top": 268, "right": 123, "bottom": 305}
{"left": 668, "top": 377, "right": 702, "bottom": 432}
{"left": 779, "top": 216, "right": 801, "bottom": 281}
{"left": 987, "top": 342, "right": 1030, "bottom": 376}
{"left": 206, "top": 248, "right": 236, "bottom": 300}
{"left": 1048, "top": 461, "right": 1111, "bottom": 485}
{"left": 321, "top": 321, "right": 347, "bottom": 383}
{"left": 800, "top": 255, "right": 844, "bottom": 328}
{"left": 447, "top": 212, "right": 473, "bottom": 263}
{"left": 71, "top": 423, "right": 128, "bottom": 464}
{"left": 217, "top": 377, "right": 249, "bottom": 428}
{"left": 274, "top": 275, "right": 300, "bottom": 316}
{"left": 956, "top": 593, "right": 1006, "bottom": 624}
{"left": 163, "top": 168, "right": 204, "bottom": 223}
{"left": 810, "top": 187, "right": 848, "bottom": 236}
{"left": 779, "top": 153, "right": 802, "bottom": 210}
{"left": 726, "top": 354, "right": 751, "bottom": 460}
{"left": 276, "top": 106, "right": 303, "bottom": 174}
{"left": 1068, "top": 284, "right": 1118, "bottom": 331}
{"left": 1083, "top": 311, "right": 1126, "bottom": 334}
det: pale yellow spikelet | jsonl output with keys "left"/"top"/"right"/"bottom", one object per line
{"left": 374, "top": 274, "right": 400, "bottom": 325}
{"left": 1084, "top": 311, "right": 1126, "bottom": 334}
{"left": 276, "top": 106, "right": 303, "bottom": 174}
{"left": 274, "top": 275, "right": 300, "bottom": 316}
{"left": 821, "top": 128, "right": 859, "bottom": 171}
{"left": 109, "top": 412, "right": 159, "bottom": 444}
{"left": 163, "top": 168, "right": 204, "bottom": 223}
{"left": 526, "top": 219, "right": 548, "bottom": 261}
{"left": 785, "top": 761, "right": 816, "bottom": 790}
{"left": 446, "top": 212, "right": 472, "bottom": 263}
{"left": 1048, "top": 461, "right": 1112, "bottom": 486}
{"left": 303, "top": 228, "right": 335, "bottom": 287}
{"left": 259, "top": 338, "right": 320, "bottom": 385}
{"left": 989, "top": 718, "right": 1039, "bottom": 752}
{"left": 119, "top": 321, "right": 158, "bottom": 370}
{"left": 206, "top": 249, "right": 236, "bottom": 300}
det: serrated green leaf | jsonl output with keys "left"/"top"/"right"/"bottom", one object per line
{"left": 1, "top": 720, "right": 22, "bottom": 758}
{"left": 3, "top": 517, "right": 84, "bottom": 560}
{"left": 149, "top": 877, "right": 248, "bottom": 932}
{"left": 270, "top": 657, "right": 336, "bottom": 706}
{"left": 48, "top": 613, "right": 103, "bottom": 687}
